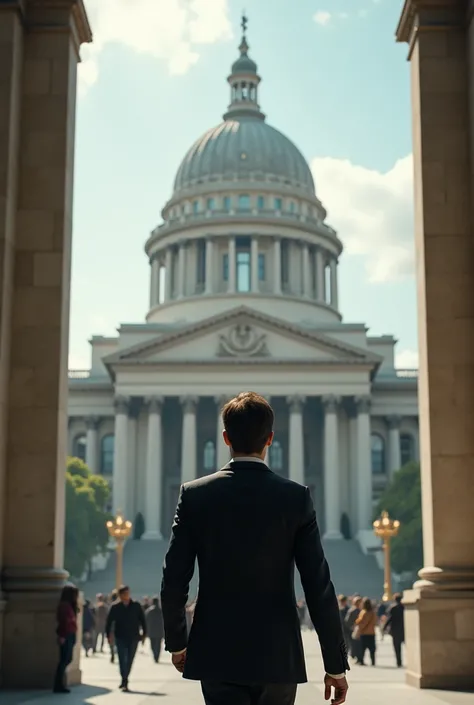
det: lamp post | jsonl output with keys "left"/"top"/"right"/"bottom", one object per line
{"left": 373, "top": 510, "right": 401, "bottom": 603}
{"left": 106, "top": 511, "right": 133, "bottom": 591}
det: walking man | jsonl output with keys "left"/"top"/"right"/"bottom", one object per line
{"left": 106, "top": 585, "right": 147, "bottom": 692}
{"left": 383, "top": 593, "right": 405, "bottom": 667}
{"left": 146, "top": 596, "right": 164, "bottom": 663}
{"left": 161, "top": 391, "right": 349, "bottom": 705}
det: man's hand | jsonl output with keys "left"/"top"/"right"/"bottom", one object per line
{"left": 324, "top": 674, "right": 348, "bottom": 705}
{"left": 171, "top": 650, "right": 187, "bottom": 673}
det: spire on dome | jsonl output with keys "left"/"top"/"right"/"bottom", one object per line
{"left": 223, "top": 13, "right": 265, "bottom": 121}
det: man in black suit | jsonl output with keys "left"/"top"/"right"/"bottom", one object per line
{"left": 161, "top": 391, "right": 349, "bottom": 705}
{"left": 383, "top": 593, "right": 405, "bottom": 667}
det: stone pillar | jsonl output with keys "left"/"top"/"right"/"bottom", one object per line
{"left": 0, "top": 1, "right": 92, "bottom": 688}
{"left": 215, "top": 395, "right": 230, "bottom": 468}
{"left": 228, "top": 237, "right": 236, "bottom": 293}
{"left": 322, "top": 395, "right": 342, "bottom": 539}
{"left": 397, "top": 1, "right": 474, "bottom": 689}
{"left": 180, "top": 396, "right": 198, "bottom": 483}
{"left": 149, "top": 256, "right": 160, "bottom": 308}
{"left": 387, "top": 415, "right": 401, "bottom": 477}
{"left": 177, "top": 241, "right": 186, "bottom": 298}
{"left": 165, "top": 247, "right": 173, "bottom": 301}
{"left": 287, "top": 396, "right": 305, "bottom": 484}
{"left": 143, "top": 397, "right": 163, "bottom": 540}
{"left": 85, "top": 416, "right": 99, "bottom": 474}
{"left": 302, "top": 243, "right": 311, "bottom": 297}
{"left": 205, "top": 238, "right": 214, "bottom": 295}
{"left": 355, "top": 396, "right": 372, "bottom": 535}
{"left": 273, "top": 237, "right": 282, "bottom": 294}
{"left": 316, "top": 247, "right": 325, "bottom": 302}
{"left": 113, "top": 397, "right": 130, "bottom": 515}
{"left": 251, "top": 236, "right": 259, "bottom": 292}
{"left": 330, "top": 258, "right": 338, "bottom": 309}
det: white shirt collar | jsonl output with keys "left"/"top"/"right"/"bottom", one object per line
{"left": 230, "top": 456, "right": 266, "bottom": 464}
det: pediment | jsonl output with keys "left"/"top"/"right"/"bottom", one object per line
{"left": 104, "top": 307, "right": 380, "bottom": 368}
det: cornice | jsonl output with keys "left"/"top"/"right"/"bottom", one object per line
{"left": 397, "top": 0, "right": 465, "bottom": 52}
{"left": 17, "top": 0, "right": 92, "bottom": 50}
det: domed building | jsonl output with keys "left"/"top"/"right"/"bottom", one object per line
{"left": 69, "top": 26, "right": 418, "bottom": 559}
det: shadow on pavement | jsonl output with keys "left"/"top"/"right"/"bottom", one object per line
{"left": 0, "top": 685, "right": 111, "bottom": 704}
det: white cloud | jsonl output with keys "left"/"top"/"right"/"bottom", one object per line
{"left": 79, "top": 0, "right": 232, "bottom": 94}
{"left": 313, "top": 10, "right": 332, "bottom": 26}
{"left": 395, "top": 348, "right": 419, "bottom": 369}
{"left": 311, "top": 154, "right": 414, "bottom": 283}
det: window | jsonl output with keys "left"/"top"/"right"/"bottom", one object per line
{"left": 239, "top": 194, "right": 250, "bottom": 210}
{"left": 257, "top": 195, "right": 265, "bottom": 210}
{"left": 289, "top": 201, "right": 295, "bottom": 213}
{"left": 101, "top": 434, "right": 115, "bottom": 475}
{"left": 281, "top": 240, "right": 289, "bottom": 287}
{"left": 206, "top": 197, "right": 215, "bottom": 211}
{"left": 192, "top": 200, "right": 200, "bottom": 214}
{"left": 400, "top": 434, "right": 415, "bottom": 467}
{"left": 371, "top": 434, "right": 385, "bottom": 475}
{"left": 223, "top": 196, "right": 231, "bottom": 211}
{"left": 203, "top": 440, "right": 216, "bottom": 471}
{"left": 237, "top": 250, "right": 251, "bottom": 292}
{"left": 258, "top": 253, "right": 265, "bottom": 281}
{"left": 274, "top": 197, "right": 282, "bottom": 211}
{"left": 197, "top": 240, "right": 206, "bottom": 285}
{"left": 223, "top": 253, "right": 229, "bottom": 281}
{"left": 269, "top": 440, "right": 283, "bottom": 471}
{"left": 73, "top": 434, "right": 86, "bottom": 462}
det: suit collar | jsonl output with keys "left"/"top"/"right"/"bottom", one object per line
{"left": 222, "top": 459, "right": 270, "bottom": 472}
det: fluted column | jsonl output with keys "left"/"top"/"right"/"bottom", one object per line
{"left": 215, "top": 395, "right": 230, "bottom": 468}
{"left": 228, "top": 237, "right": 236, "bottom": 293}
{"left": 316, "top": 247, "right": 325, "bottom": 302}
{"left": 177, "top": 241, "right": 186, "bottom": 298}
{"left": 143, "top": 397, "right": 164, "bottom": 540}
{"left": 251, "top": 236, "right": 259, "bottom": 292}
{"left": 180, "top": 396, "right": 198, "bottom": 483}
{"left": 85, "top": 416, "right": 99, "bottom": 474}
{"left": 273, "top": 237, "right": 282, "bottom": 294}
{"left": 302, "top": 243, "right": 311, "bottom": 297}
{"left": 387, "top": 415, "right": 402, "bottom": 477}
{"left": 205, "top": 238, "right": 214, "bottom": 295}
{"left": 165, "top": 248, "right": 173, "bottom": 301}
{"left": 287, "top": 396, "right": 305, "bottom": 484}
{"left": 113, "top": 397, "right": 130, "bottom": 514}
{"left": 323, "top": 395, "right": 342, "bottom": 539}
{"left": 330, "top": 258, "right": 338, "bottom": 309}
{"left": 355, "top": 396, "right": 372, "bottom": 534}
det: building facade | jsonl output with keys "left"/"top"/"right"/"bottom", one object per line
{"left": 68, "top": 28, "right": 419, "bottom": 543}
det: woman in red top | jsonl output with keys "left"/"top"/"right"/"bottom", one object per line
{"left": 53, "top": 584, "right": 79, "bottom": 693}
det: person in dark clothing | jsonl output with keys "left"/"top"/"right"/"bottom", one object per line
{"left": 108, "top": 590, "right": 118, "bottom": 663}
{"left": 338, "top": 595, "right": 350, "bottom": 650}
{"left": 53, "top": 584, "right": 79, "bottom": 694}
{"left": 93, "top": 593, "right": 108, "bottom": 653}
{"left": 106, "top": 585, "right": 147, "bottom": 692}
{"left": 344, "top": 596, "right": 362, "bottom": 662}
{"left": 384, "top": 593, "right": 405, "bottom": 667}
{"left": 82, "top": 600, "right": 95, "bottom": 657}
{"left": 161, "top": 392, "right": 349, "bottom": 705}
{"left": 146, "top": 596, "right": 164, "bottom": 663}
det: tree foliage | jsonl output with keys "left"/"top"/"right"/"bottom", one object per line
{"left": 65, "top": 457, "right": 112, "bottom": 579}
{"left": 376, "top": 461, "right": 423, "bottom": 575}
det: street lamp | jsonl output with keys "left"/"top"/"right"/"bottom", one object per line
{"left": 373, "top": 510, "right": 401, "bottom": 603}
{"left": 106, "top": 511, "right": 133, "bottom": 590}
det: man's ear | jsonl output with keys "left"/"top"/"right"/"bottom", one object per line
{"left": 223, "top": 430, "right": 232, "bottom": 448}
{"left": 266, "top": 431, "right": 274, "bottom": 447}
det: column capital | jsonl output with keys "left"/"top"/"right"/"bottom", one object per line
{"left": 386, "top": 414, "right": 402, "bottom": 430}
{"left": 180, "top": 395, "right": 198, "bottom": 414}
{"left": 355, "top": 395, "right": 371, "bottom": 414}
{"left": 146, "top": 396, "right": 164, "bottom": 414}
{"left": 85, "top": 415, "right": 100, "bottom": 431}
{"left": 286, "top": 395, "right": 305, "bottom": 413}
{"left": 114, "top": 396, "right": 130, "bottom": 415}
{"left": 322, "top": 394, "right": 341, "bottom": 413}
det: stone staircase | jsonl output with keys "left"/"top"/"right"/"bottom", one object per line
{"left": 80, "top": 538, "right": 384, "bottom": 602}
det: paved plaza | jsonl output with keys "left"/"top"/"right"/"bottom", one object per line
{"left": 0, "top": 632, "right": 472, "bottom": 705}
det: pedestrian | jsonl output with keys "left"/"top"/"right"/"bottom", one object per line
{"left": 345, "top": 596, "right": 362, "bottom": 662}
{"left": 146, "top": 596, "right": 164, "bottom": 663}
{"left": 82, "top": 599, "right": 95, "bottom": 657}
{"left": 53, "top": 584, "right": 79, "bottom": 694}
{"left": 93, "top": 593, "right": 108, "bottom": 653}
{"left": 106, "top": 585, "right": 147, "bottom": 692}
{"left": 383, "top": 593, "right": 405, "bottom": 667}
{"left": 108, "top": 589, "right": 118, "bottom": 663}
{"left": 355, "top": 597, "right": 377, "bottom": 666}
{"left": 161, "top": 391, "right": 349, "bottom": 705}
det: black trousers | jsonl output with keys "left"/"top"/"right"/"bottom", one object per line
{"left": 201, "top": 681, "right": 297, "bottom": 705}
{"left": 115, "top": 638, "right": 139, "bottom": 685}
{"left": 360, "top": 634, "right": 376, "bottom": 665}
{"left": 392, "top": 637, "right": 403, "bottom": 667}
{"left": 150, "top": 637, "right": 162, "bottom": 662}
{"left": 53, "top": 634, "right": 76, "bottom": 691}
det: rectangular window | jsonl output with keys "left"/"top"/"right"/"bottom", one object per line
{"left": 237, "top": 250, "right": 250, "bottom": 292}
{"left": 197, "top": 240, "right": 206, "bottom": 285}
{"left": 274, "top": 197, "right": 282, "bottom": 211}
{"left": 281, "top": 240, "right": 289, "bottom": 286}
{"left": 223, "top": 196, "right": 231, "bottom": 211}
{"left": 223, "top": 253, "right": 229, "bottom": 281}
{"left": 193, "top": 200, "right": 200, "bottom": 214}
{"left": 257, "top": 195, "right": 265, "bottom": 210}
{"left": 258, "top": 253, "right": 265, "bottom": 280}
{"left": 239, "top": 194, "right": 251, "bottom": 210}
{"left": 289, "top": 201, "right": 295, "bottom": 213}
{"left": 206, "top": 197, "right": 215, "bottom": 211}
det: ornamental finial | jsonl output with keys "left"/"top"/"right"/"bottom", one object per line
{"left": 241, "top": 11, "right": 248, "bottom": 37}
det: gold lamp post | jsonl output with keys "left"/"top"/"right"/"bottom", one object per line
{"left": 373, "top": 510, "right": 401, "bottom": 603}
{"left": 106, "top": 511, "right": 133, "bottom": 590}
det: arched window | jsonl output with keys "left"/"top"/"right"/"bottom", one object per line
{"left": 203, "top": 440, "right": 216, "bottom": 472}
{"left": 371, "top": 434, "right": 385, "bottom": 474}
{"left": 72, "top": 434, "right": 86, "bottom": 462}
{"left": 269, "top": 440, "right": 283, "bottom": 471}
{"left": 400, "top": 434, "right": 415, "bottom": 467}
{"left": 101, "top": 434, "right": 115, "bottom": 475}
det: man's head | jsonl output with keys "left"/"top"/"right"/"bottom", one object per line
{"left": 118, "top": 585, "right": 131, "bottom": 604}
{"left": 222, "top": 392, "right": 274, "bottom": 458}
{"left": 353, "top": 595, "right": 362, "bottom": 608}
{"left": 152, "top": 596, "right": 160, "bottom": 608}
{"left": 338, "top": 594, "right": 347, "bottom": 608}
{"left": 394, "top": 593, "right": 402, "bottom": 605}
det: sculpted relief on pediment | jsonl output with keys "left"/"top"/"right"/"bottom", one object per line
{"left": 217, "top": 324, "right": 269, "bottom": 358}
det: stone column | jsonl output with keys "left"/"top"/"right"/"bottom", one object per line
{"left": 149, "top": 256, "right": 160, "bottom": 308}
{"left": 228, "top": 237, "right": 236, "bottom": 293}
{"left": 165, "top": 248, "right": 173, "bottom": 301}
{"left": 316, "top": 247, "right": 325, "bottom": 302}
{"left": 302, "top": 243, "right": 311, "bottom": 297}
{"left": 143, "top": 397, "right": 163, "bottom": 540}
{"left": 85, "top": 416, "right": 99, "bottom": 474}
{"left": 387, "top": 415, "right": 401, "bottom": 477}
{"left": 330, "top": 258, "right": 338, "bottom": 309}
{"left": 180, "top": 396, "right": 198, "bottom": 483}
{"left": 205, "top": 238, "right": 214, "bottom": 295}
{"left": 323, "top": 395, "right": 342, "bottom": 539}
{"left": 397, "top": 1, "right": 474, "bottom": 689}
{"left": 113, "top": 397, "right": 130, "bottom": 515}
{"left": 177, "top": 241, "right": 186, "bottom": 298}
{"left": 0, "top": 1, "right": 92, "bottom": 688}
{"left": 251, "top": 236, "right": 259, "bottom": 292}
{"left": 355, "top": 396, "right": 372, "bottom": 535}
{"left": 287, "top": 396, "right": 305, "bottom": 485}
{"left": 215, "top": 395, "right": 230, "bottom": 468}
{"left": 273, "top": 237, "right": 282, "bottom": 294}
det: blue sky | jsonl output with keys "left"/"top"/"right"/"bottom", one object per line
{"left": 70, "top": 0, "right": 417, "bottom": 368}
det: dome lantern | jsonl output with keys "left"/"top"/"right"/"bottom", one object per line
{"left": 223, "top": 13, "right": 265, "bottom": 122}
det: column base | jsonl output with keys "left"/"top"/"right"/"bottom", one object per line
{"left": 142, "top": 531, "right": 163, "bottom": 541}
{"left": 323, "top": 530, "right": 343, "bottom": 540}
{"left": 403, "top": 574, "right": 474, "bottom": 689}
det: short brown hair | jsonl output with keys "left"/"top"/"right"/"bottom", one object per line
{"left": 222, "top": 392, "right": 274, "bottom": 454}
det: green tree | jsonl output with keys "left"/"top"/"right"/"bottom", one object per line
{"left": 376, "top": 461, "right": 423, "bottom": 575}
{"left": 65, "top": 457, "right": 112, "bottom": 579}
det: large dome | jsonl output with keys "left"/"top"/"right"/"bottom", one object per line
{"left": 173, "top": 116, "right": 315, "bottom": 195}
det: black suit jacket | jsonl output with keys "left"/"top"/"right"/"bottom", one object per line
{"left": 161, "top": 461, "right": 349, "bottom": 684}
{"left": 385, "top": 603, "right": 405, "bottom": 641}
